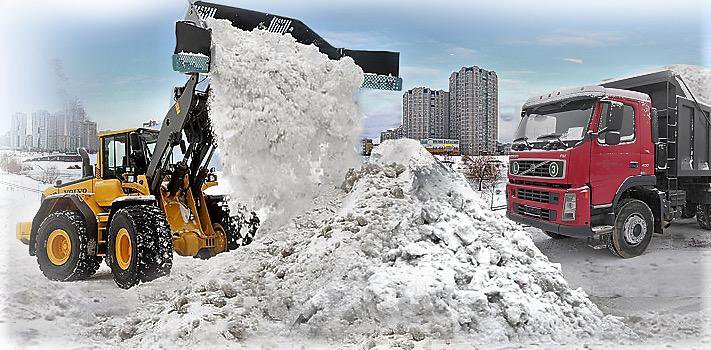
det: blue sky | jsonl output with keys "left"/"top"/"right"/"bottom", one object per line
{"left": 1, "top": 0, "right": 709, "bottom": 142}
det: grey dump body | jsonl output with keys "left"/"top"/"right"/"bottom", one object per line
{"left": 602, "top": 70, "right": 711, "bottom": 179}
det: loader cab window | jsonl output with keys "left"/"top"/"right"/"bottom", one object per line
{"left": 102, "top": 134, "right": 128, "bottom": 179}
{"left": 598, "top": 103, "right": 635, "bottom": 144}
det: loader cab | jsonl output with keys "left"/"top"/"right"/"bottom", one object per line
{"left": 98, "top": 128, "right": 159, "bottom": 180}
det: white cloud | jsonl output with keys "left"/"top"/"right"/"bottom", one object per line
{"left": 537, "top": 30, "right": 625, "bottom": 47}
{"left": 400, "top": 66, "right": 443, "bottom": 79}
{"left": 447, "top": 47, "right": 479, "bottom": 58}
{"left": 562, "top": 58, "right": 584, "bottom": 64}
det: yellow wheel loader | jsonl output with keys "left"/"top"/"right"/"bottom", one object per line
{"left": 16, "top": 1, "right": 401, "bottom": 289}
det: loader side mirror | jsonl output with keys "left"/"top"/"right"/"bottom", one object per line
{"left": 77, "top": 147, "right": 94, "bottom": 178}
{"left": 129, "top": 133, "right": 141, "bottom": 152}
{"left": 128, "top": 132, "right": 148, "bottom": 175}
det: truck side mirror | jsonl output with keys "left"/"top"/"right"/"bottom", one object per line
{"left": 606, "top": 102, "right": 624, "bottom": 132}
{"left": 604, "top": 131, "right": 621, "bottom": 145}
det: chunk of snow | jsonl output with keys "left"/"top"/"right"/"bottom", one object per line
{"left": 207, "top": 18, "right": 364, "bottom": 230}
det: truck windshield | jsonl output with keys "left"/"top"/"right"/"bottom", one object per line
{"left": 513, "top": 99, "right": 595, "bottom": 149}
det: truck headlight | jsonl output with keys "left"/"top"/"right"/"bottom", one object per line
{"left": 563, "top": 193, "right": 576, "bottom": 221}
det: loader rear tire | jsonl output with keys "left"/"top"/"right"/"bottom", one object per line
{"left": 206, "top": 197, "right": 242, "bottom": 251}
{"left": 107, "top": 205, "right": 173, "bottom": 289}
{"left": 35, "top": 210, "right": 102, "bottom": 281}
{"left": 696, "top": 204, "right": 711, "bottom": 230}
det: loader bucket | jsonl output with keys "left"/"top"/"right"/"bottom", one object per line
{"left": 174, "top": 1, "right": 402, "bottom": 90}
{"left": 173, "top": 21, "right": 211, "bottom": 74}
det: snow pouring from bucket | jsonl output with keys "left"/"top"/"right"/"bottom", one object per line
{"left": 207, "top": 18, "right": 364, "bottom": 230}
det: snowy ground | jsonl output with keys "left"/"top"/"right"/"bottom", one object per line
{"left": 529, "top": 223, "right": 711, "bottom": 347}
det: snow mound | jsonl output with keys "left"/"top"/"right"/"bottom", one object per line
{"left": 665, "top": 64, "right": 711, "bottom": 106}
{"left": 207, "top": 18, "right": 364, "bottom": 230}
{"left": 111, "top": 140, "right": 624, "bottom": 347}
{"left": 602, "top": 64, "right": 711, "bottom": 106}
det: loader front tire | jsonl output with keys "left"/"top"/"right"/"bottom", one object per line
{"left": 107, "top": 205, "right": 173, "bottom": 289}
{"left": 35, "top": 210, "right": 102, "bottom": 281}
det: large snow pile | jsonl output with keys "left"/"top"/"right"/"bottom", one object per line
{"left": 666, "top": 64, "right": 711, "bottom": 106}
{"left": 602, "top": 64, "right": 711, "bottom": 106}
{"left": 107, "top": 139, "right": 624, "bottom": 347}
{"left": 207, "top": 19, "right": 364, "bottom": 229}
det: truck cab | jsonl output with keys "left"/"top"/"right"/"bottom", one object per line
{"left": 507, "top": 74, "right": 711, "bottom": 258}
{"left": 507, "top": 86, "right": 654, "bottom": 238}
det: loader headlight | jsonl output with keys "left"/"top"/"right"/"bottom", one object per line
{"left": 563, "top": 193, "right": 576, "bottom": 221}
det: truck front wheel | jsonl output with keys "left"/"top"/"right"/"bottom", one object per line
{"left": 696, "top": 204, "right": 711, "bottom": 230}
{"left": 609, "top": 199, "right": 653, "bottom": 258}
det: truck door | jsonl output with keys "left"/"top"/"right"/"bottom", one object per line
{"left": 589, "top": 101, "right": 642, "bottom": 206}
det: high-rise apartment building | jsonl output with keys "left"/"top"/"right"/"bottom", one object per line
{"left": 31, "top": 110, "right": 50, "bottom": 150}
{"left": 449, "top": 66, "right": 498, "bottom": 155}
{"left": 47, "top": 110, "right": 67, "bottom": 151}
{"left": 79, "top": 120, "right": 99, "bottom": 152}
{"left": 65, "top": 100, "right": 87, "bottom": 151}
{"left": 10, "top": 112, "right": 27, "bottom": 150}
{"left": 402, "top": 87, "right": 449, "bottom": 140}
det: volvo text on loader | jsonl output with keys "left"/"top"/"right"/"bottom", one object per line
{"left": 16, "top": 1, "right": 402, "bottom": 288}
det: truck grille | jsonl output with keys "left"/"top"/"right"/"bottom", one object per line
{"left": 517, "top": 188, "right": 559, "bottom": 204}
{"left": 510, "top": 160, "right": 565, "bottom": 178}
{"left": 515, "top": 203, "right": 556, "bottom": 221}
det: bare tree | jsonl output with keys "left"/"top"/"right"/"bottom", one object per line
{"left": 0, "top": 154, "right": 22, "bottom": 174}
{"left": 40, "top": 165, "right": 60, "bottom": 184}
{"left": 462, "top": 155, "right": 501, "bottom": 191}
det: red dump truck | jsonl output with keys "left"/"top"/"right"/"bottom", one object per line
{"left": 506, "top": 70, "right": 711, "bottom": 258}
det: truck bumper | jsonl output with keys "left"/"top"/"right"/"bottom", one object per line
{"left": 506, "top": 182, "right": 593, "bottom": 238}
{"left": 506, "top": 212, "right": 595, "bottom": 237}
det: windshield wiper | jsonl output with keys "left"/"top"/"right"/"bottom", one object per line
{"left": 512, "top": 136, "right": 532, "bottom": 150}
{"left": 536, "top": 133, "right": 563, "bottom": 140}
{"left": 536, "top": 133, "right": 568, "bottom": 150}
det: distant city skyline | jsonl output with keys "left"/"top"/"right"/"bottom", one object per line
{"left": 4, "top": 101, "right": 99, "bottom": 153}
{"left": 2, "top": 0, "right": 709, "bottom": 142}
{"left": 395, "top": 66, "right": 499, "bottom": 156}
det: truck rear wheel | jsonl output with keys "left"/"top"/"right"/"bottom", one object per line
{"left": 107, "top": 205, "right": 173, "bottom": 289}
{"left": 543, "top": 230, "right": 569, "bottom": 239}
{"left": 35, "top": 210, "right": 102, "bottom": 281}
{"left": 609, "top": 199, "right": 653, "bottom": 258}
{"left": 696, "top": 204, "right": 711, "bottom": 230}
